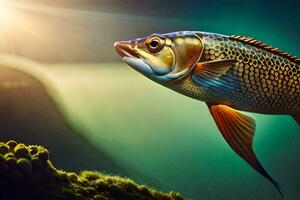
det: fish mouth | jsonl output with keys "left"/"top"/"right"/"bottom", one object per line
{"left": 114, "top": 41, "right": 141, "bottom": 59}
{"left": 114, "top": 41, "right": 154, "bottom": 76}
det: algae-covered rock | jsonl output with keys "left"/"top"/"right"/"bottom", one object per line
{"left": 0, "top": 141, "right": 185, "bottom": 200}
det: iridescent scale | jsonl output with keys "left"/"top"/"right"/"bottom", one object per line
{"left": 195, "top": 33, "right": 300, "bottom": 114}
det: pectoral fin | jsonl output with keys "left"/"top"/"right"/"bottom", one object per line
{"left": 193, "top": 59, "right": 237, "bottom": 80}
{"left": 291, "top": 115, "right": 300, "bottom": 126}
{"left": 192, "top": 59, "right": 238, "bottom": 89}
{"left": 207, "top": 104, "right": 283, "bottom": 196}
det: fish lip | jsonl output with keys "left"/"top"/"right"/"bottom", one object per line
{"left": 114, "top": 41, "right": 141, "bottom": 59}
{"left": 122, "top": 56, "right": 155, "bottom": 76}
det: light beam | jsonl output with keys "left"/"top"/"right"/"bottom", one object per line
{"left": 0, "top": 0, "right": 16, "bottom": 26}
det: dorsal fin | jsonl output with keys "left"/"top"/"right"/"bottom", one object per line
{"left": 230, "top": 35, "right": 300, "bottom": 64}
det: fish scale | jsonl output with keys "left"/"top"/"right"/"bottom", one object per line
{"left": 196, "top": 32, "right": 300, "bottom": 114}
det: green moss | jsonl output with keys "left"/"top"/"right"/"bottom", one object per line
{"left": 6, "top": 140, "right": 18, "bottom": 150}
{"left": 0, "top": 141, "right": 186, "bottom": 200}
{"left": 17, "top": 158, "right": 33, "bottom": 174}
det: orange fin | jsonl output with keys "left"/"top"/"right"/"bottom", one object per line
{"left": 207, "top": 104, "right": 283, "bottom": 196}
{"left": 291, "top": 115, "right": 300, "bottom": 126}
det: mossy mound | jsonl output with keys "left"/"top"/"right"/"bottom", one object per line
{"left": 0, "top": 141, "right": 185, "bottom": 200}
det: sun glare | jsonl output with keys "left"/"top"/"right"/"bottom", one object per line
{"left": 0, "top": 0, "right": 16, "bottom": 25}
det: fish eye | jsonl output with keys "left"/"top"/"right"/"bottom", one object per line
{"left": 150, "top": 39, "right": 159, "bottom": 48}
{"left": 145, "top": 36, "right": 165, "bottom": 53}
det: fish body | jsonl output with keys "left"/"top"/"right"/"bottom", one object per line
{"left": 114, "top": 31, "right": 300, "bottom": 196}
{"left": 180, "top": 32, "right": 299, "bottom": 114}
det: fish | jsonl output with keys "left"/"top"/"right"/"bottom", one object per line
{"left": 114, "top": 31, "right": 300, "bottom": 196}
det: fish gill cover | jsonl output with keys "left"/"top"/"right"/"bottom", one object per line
{"left": 0, "top": 140, "right": 185, "bottom": 200}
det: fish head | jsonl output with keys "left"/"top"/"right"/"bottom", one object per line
{"left": 114, "top": 31, "right": 203, "bottom": 84}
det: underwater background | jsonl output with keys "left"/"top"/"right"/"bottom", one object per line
{"left": 0, "top": 0, "right": 299, "bottom": 199}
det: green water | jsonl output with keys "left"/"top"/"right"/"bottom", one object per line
{"left": 45, "top": 64, "right": 299, "bottom": 200}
